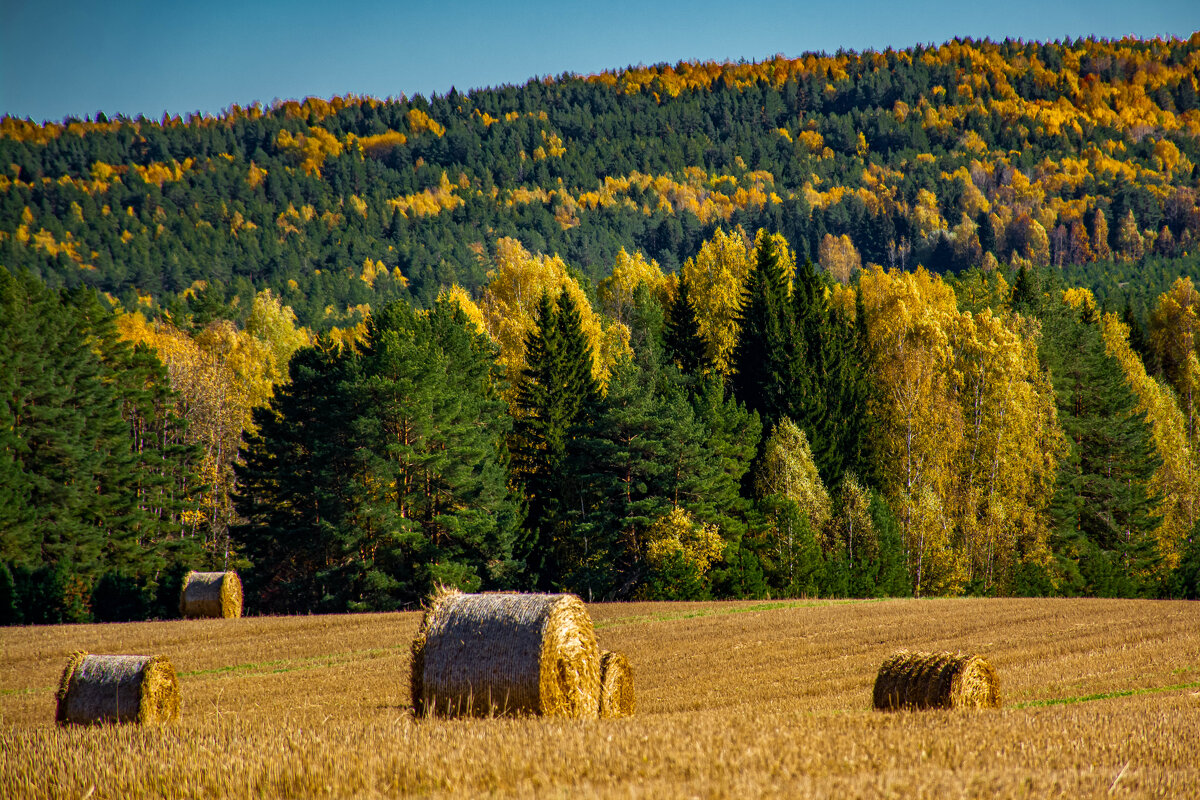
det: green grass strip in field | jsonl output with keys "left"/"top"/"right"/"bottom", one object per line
{"left": 0, "top": 645, "right": 409, "bottom": 696}
{"left": 178, "top": 645, "right": 405, "bottom": 678}
{"left": 1014, "top": 679, "right": 1200, "bottom": 709}
{"left": 176, "top": 644, "right": 408, "bottom": 681}
{"left": 592, "top": 598, "right": 877, "bottom": 630}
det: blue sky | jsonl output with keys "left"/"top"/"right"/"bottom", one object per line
{"left": 2, "top": 0, "right": 1198, "bottom": 124}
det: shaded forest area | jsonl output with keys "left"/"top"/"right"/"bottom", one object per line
{"left": 3, "top": 35, "right": 1200, "bottom": 622}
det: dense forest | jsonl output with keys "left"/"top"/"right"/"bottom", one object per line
{"left": 3, "top": 35, "right": 1200, "bottom": 622}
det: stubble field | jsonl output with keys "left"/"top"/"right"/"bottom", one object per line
{"left": 2, "top": 597, "right": 1199, "bottom": 798}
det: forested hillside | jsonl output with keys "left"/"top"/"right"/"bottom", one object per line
{"left": 4, "top": 36, "right": 1200, "bottom": 323}
{"left": 3, "top": 35, "right": 1200, "bottom": 622}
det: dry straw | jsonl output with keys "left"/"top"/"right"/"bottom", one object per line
{"left": 598, "top": 650, "right": 635, "bottom": 718}
{"left": 872, "top": 650, "right": 1000, "bottom": 711}
{"left": 179, "top": 570, "right": 243, "bottom": 618}
{"left": 411, "top": 589, "right": 601, "bottom": 718}
{"left": 55, "top": 651, "right": 180, "bottom": 725}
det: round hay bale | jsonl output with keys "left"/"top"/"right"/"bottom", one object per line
{"left": 598, "top": 650, "right": 635, "bottom": 718}
{"left": 411, "top": 589, "right": 601, "bottom": 718}
{"left": 55, "top": 651, "right": 180, "bottom": 725}
{"left": 872, "top": 650, "right": 1000, "bottom": 711}
{"left": 179, "top": 570, "right": 243, "bottom": 618}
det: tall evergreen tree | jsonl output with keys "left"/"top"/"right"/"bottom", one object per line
{"left": 0, "top": 269, "right": 206, "bottom": 620}
{"left": 1040, "top": 301, "right": 1162, "bottom": 595}
{"left": 67, "top": 286, "right": 203, "bottom": 580}
{"left": 569, "top": 357, "right": 672, "bottom": 599}
{"left": 509, "top": 291, "right": 601, "bottom": 589}
{"left": 1, "top": 270, "right": 129, "bottom": 580}
{"left": 664, "top": 274, "right": 712, "bottom": 380}
{"left": 1011, "top": 264, "right": 1043, "bottom": 315}
{"left": 235, "top": 299, "right": 520, "bottom": 612}
{"left": 234, "top": 337, "right": 362, "bottom": 613}
{"left": 731, "top": 234, "right": 804, "bottom": 427}
{"left": 1122, "top": 298, "right": 1158, "bottom": 375}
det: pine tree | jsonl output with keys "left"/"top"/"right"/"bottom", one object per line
{"left": 664, "top": 274, "right": 711, "bottom": 379}
{"left": 236, "top": 298, "right": 520, "bottom": 612}
{"left": 233, "top": 337, "right": 361, "bottom": 613}
{"left": 510, "top": 291, "right": 601, "bottom": 589}
{"left": 349, "top": 299, "right": 520, "bottom": 607}
{"left": 731, "top": 233, "right": 801, "bottom": 427}
{"left": 1041, "top": 301, "right": 1162, "bottom": 594}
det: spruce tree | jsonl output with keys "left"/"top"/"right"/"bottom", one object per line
{"left": 1011, "top": 264, "right": 1043, "bottom": 315}
{"left": 569, "top": 356, "right": 672, "bottom": 599}
{"left": 1122, "top": 299, "right": 1158, "bottom": 375}
{"left": 234, "top": 337, "right": 361, "bottom": 613}
{"left": 510, "top": 291, "right": 601, "bottom": 589}
{"left": 731, "top": 234, "right": 796, "bottom": 426}
{"left": 787, "top": 256, "right": 828, "bottom": 426}
{"left": 66, "top": 286, "right": 203, "bottom": 579}
{"left": 664, "top": 274, "right": 711, "bottom": 380}
{"left": 0, "top": 270, "right": 127, "bottom": 582}
{"left": 1041, "top": 301, "right": 1162, "bottom": 595}
{"left": 686, "top": 375, "right": 761, "bottom": 541}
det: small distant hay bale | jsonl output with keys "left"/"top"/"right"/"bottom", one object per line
{"left": 56, "top": 651, "right": 180, "bottom": 725}
{"left": 179, "top": 570, "right": 243, "bottom": 619}
{"left": 873, "top": 650, "right": 1000, "bottom": 711}
{"left": 598, "top": 650, "right": 635, "bottom": 718}
{"left": 411, "top": 589, "right": 601, "bottom": 719}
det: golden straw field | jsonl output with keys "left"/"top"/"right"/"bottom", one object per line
{"left": 3, "top": 598, "right": 1199, "bottom": 798}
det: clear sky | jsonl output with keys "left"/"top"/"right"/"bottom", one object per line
{"left": 2, "top": 0, "right": 1198, "bottom": 124}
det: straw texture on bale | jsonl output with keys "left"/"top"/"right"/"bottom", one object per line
{"left": 411, "top": 590, "right": 601, "bottom": 718}
{"left": 598, "top": 650, "right": 635, "bottom": 718}
{"left": 179, "top": 570, "right": 243, "bottom": 618}
{"left": 56, "top": 651, "right": 180, "bottom": 725}
{"left": 872, "top": 650, "right": 1000, "bottom": 711}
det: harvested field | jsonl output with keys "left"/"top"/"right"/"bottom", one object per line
{"left": 2, "top": 598, "right": 1199, "bottom": 798}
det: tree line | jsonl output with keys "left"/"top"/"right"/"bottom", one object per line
{"left": 4, "top": 223, "right": 1199, "bottom": 622}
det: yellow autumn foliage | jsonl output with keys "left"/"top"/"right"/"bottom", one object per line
{"left": 644, "top": 507, "right": 726, "bottom": 576}
{"left": 477, "top": 237, "right": 620, "bottom": 389}
{"left": 681, "top": 228, "right": 752, "bottom": 377}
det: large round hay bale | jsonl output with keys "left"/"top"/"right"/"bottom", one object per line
{"left": 411, "top": 590, "right": 601, "bottom": 718}
{"left": 872, "top": 650, "right": 1000, "bottom": 711}
{"left": 56, "top": 651, "right": 180, "bottom": 725}
{"left": 179, "top": 570, "right": 242, "bottom": 618}
{"left": 598, "top": 650, "right": 635, "bottom": 718}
